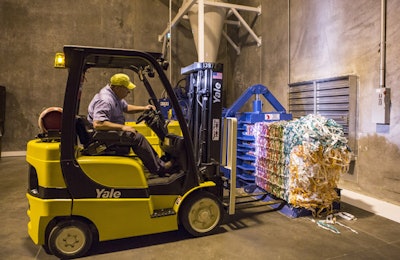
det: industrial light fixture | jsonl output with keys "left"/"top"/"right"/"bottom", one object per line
{"left": 54, "top": 52, "right": 65, "bottom": 68}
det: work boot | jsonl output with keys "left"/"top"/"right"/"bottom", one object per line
{"left": 164, "top": 159, "right": 174, "bottom": 169}
{"left": 158, "top": 159, "right": 175, "bottom": 177}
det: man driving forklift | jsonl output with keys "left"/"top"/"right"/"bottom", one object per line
{"left": 87, "top": 73, "right": 174, "bottom": 176}
{"left": 26, "top": 46, "right": 225, "bottom": 259}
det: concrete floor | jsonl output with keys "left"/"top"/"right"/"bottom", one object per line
{"left": 1, "top": 156, "right": 400, "bottom": 260}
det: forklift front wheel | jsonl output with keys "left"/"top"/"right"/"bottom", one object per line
{"left": 180, "top": 191, "right": 223, "bottom": 236}
{"left": 47, "top": 219, "right": 93, "bottom": 259}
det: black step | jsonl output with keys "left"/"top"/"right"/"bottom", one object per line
{"left": 151, "top": 208, "right": 176, "bottom": 218}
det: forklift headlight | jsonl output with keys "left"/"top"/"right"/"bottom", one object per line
{"left": 54, "top": 52, "right": 65, "bottom": 68}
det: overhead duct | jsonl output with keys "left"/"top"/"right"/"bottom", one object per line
{"left": 183, "top": 0, "right": 226, "bottom": 62}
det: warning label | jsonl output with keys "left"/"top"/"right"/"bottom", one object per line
{"left": 212, "top": 119, "right": 220, "bottom": 141}
{"left": 265, "top": 114, "right": 281, "bottom": 121}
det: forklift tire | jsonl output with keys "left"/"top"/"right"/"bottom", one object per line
{"left": 180, "top": 191, "right": 223, "bottom": 236}
{"left": 47, "top": 219, "right": 93, "bottom": 259}
{"left": 42, "top": 244, "right": 51, "bottom": 255}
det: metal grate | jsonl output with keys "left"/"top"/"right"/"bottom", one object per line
{"left": 288, "top": 76, "right": 358, "bottom": 155}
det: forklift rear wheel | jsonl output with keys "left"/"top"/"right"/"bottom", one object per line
{"left": 47, "top": 219, "right": 93, "bottom": 259}
{"left": 180, "top": 191, "right": 222, "bottom": 236}
{"left": 42, "top": 243, "right": 51, "bottom": 255}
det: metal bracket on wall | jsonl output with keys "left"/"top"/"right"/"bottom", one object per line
{"left": 158, "top": 0, "right": 262, "bottom": 58}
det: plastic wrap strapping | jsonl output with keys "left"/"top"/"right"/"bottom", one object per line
{"left": 285, "top": 115, "right": 352, "bottom": 215}
{"left": 254, "top": 122, "right": 271, "bottom": 193}
{"left": 254, "top": 114, "right": 352, "bottom": 212}
{"left": 254, "top": 121, "right": 289, "bottom": 200}
{"left": 245, "top": 124, "right": 255, "bottom": 136}
{"left": 288, "top": 143, "right": 351, "bottom": 215}
{"left": 254, "top": 122, "right": 269, "bottom": 137}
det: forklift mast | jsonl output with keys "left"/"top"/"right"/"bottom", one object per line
{"left": 181, "top": 62, "right": 223, "bottom": 182}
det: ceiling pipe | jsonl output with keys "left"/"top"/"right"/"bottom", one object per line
{"left": 379, "top": 0, "right": 387, "bottom": 89}
{"left": 288, "top": 0, "right": 291, "bottom": 85}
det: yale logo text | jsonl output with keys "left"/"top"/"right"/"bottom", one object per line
{"left": 96, "top": 188, "right": 121, "bottom": 198}
{"left": 213, "top": 82, "right": 222, "bottom": 103}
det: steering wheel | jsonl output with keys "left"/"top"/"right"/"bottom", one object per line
{"left": 136, "top": 108, "right": 154, "bottom": 125}
{"left": 136, "top": 108, "right": 168, "bottom": 140}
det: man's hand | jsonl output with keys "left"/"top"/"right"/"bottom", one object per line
{"left": 121, "top": 125, "right": 137, "bottom": 133}
{"left": 144, "top": 104, "right": 156, "bottom": 111}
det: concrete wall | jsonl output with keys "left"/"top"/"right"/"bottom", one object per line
{"left": 0, "top": 0, "right": 196, "bottom": 152}
{"left": 1, "top": 0, "right": 399, "bottom": 206}
{"left": 232, "top": 0, "right": 400, "bottom": 206}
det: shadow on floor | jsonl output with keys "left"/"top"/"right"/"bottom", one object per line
{"left": 86, "top": 205, "right": 282, "bottom": 257}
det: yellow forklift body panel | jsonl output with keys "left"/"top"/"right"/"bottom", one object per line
{"left": 77, "top": 156, "right": 147, "bottom": 188}
{"left": 26, "top": 193, "right": 72, "bottom": 245}
{"left": 173, "top": 181, "right": 217, "bottom": 212}
{"left": 72, "top": 196, "right": 178, "bottom": 241}
{"left": 26, "top": 140, "right": 66, "bottom": 188}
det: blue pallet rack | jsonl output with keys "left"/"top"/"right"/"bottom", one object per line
{"left": 223, "top": 84, "right": 292, "bottom": 187}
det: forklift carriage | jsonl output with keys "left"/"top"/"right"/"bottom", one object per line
{"left": 26, "top": 46, "right": 225, "bottom": 259}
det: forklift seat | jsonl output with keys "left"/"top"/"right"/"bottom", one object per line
{"left": 75, "top": 116, "right": 95, "bottom": 147}
{"left": 75, "top": 116, "right": 187, "bottom": 190}
{"left": 75, "top": 116, "right": 131, "bottom": 155}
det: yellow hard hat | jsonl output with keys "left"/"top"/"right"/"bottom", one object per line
{"left": 110, "top": 73, "right": 136, "bottom": 90}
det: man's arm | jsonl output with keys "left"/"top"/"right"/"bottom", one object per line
{"left": 125, "top": 104, "right": 155, "bottom": 114}
{"left": 93, "top": 120, "right": 136, "bottom": 132}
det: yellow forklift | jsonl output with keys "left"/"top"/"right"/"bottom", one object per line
{"left": 26, "top": 45, "right": 230, "bottom": 259}
{"left": 26, "top": 45, "right": 284, "bottom": 259}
